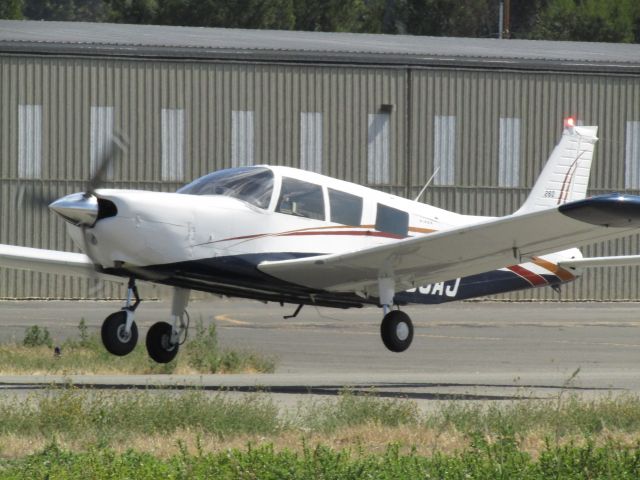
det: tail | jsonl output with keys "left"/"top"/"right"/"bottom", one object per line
{"left": 516, "top": 121, "right": 598, "bottom": 214}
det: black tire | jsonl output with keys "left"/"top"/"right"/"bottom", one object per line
{"left": 101, "top": 310, "right": 138, "bottom": 356}
{"left": 380, "top": 310, "right": 414, "bottom": 353}
{"left": 146, "top": 321, "right": 179, "bottom": 363}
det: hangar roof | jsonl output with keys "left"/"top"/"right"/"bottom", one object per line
{"left": 1, "top": 20, "right": 639, "bottom": 74}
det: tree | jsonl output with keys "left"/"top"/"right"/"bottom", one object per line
{"left": 294, "top": 0, "right": 368, "bottom": 32}
{"left": 24, "top": 0, "right": 109, "bottom": 21}
{"left": 155, "top": 0, "right": 294, "bottom": 30}
{"left": 530, "top": 0, "right": 639, "bottom": 43}
{"left": 508, "top": 0, "right": 549, "bottom": 38}
{"left": 0, "top": 0, "right": 24, "bottom": 19}
{"left": 404, "top": 0, "right": 498, "bottom": 38}
{"left": 107, "top": 0, "right": 158, "bottom": 24}
{"left": 232, "top": 0, "right": 295, "bottom": 30}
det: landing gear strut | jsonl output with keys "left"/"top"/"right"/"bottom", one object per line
{"left": 146, "top": 287, "right": 190, "bottom": 364}
{"left": 101, "top": 277, "right": 140, "bottom": 356}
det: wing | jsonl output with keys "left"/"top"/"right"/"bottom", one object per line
{"left": 0, "top": 244, "right": 125, "bottom": 282}
{"left": 259, "top": 194, "right": 640, "bottom": 294}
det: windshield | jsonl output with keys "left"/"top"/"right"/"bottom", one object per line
{"left": 177, "top": 167, "right": 274, "bottom": 209}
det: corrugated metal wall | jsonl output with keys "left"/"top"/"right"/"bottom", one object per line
{"left": 0, "top": 53, "right": 639, "bottom": 300}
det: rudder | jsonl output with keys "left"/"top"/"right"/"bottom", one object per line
{"left": 516, "top": 120, "right": 598, "bottom": 214}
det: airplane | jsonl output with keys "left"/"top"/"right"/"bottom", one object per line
{"left": 2, "top": 118, "right": 640, "bottom": 363}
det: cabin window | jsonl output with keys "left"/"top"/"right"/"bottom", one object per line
{"left": 177, "top": 167, "right": 273, "bottom": 209}
{"left": 276, "top": 177, "right": 325, "bottom": 220}
{"left": 375, "top": 204, "right": 409, "bottom": 238}
{"left": 329, "top": 188, "right": 362, "bottom": 226}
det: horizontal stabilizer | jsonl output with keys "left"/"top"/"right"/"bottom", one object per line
{"left": 559, "top": 255, "right": 640, "bottom": 269}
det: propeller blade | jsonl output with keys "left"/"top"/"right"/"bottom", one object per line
{"left": 79, "top": 228, "right": 107, "bottom": 299}
{"left": 17, "top": 185, "right": 57, "bottom": 210}
{"left": 86, "top": 132, "right": 128, "bottom": 196}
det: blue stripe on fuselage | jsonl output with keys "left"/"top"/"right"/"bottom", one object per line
{"left": 395, "top": 270, "right": 565, "bottom": 305}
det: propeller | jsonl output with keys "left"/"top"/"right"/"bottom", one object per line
{"left": 76, "top": 133, "right": 128, "bottom": 275}
{"left": 18, "top": 132, "right": 128, "bottom": 297}
{"left": 85, "top": 132, "right": 127, "bottom": 197}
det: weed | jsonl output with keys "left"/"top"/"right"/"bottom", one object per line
{"left": 22, "top": 325, "right": 53, "bottom": 348}
{"left": 300, "top": 390, "right": 420, "bottom": 433}
{"left": 77, "top": 318, "right": 90, "bottom": 347}
{"left": 0, "top": 319, "right": 274, "bottom": 375}
{"left": 3, "top": 440, "right": 640, "bottom": 478}
{"left": 185, "top": 319, "right": 275, "bottom": 374}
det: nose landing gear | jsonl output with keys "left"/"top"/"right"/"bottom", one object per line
{"left": 101, "top": 277, "right": 140, "bottom": 356}
{"left": 100, "top": 280, "right": 190, "bottom": 363}
{"left": 146, "top": 287, "right": 190, "bottom": 364}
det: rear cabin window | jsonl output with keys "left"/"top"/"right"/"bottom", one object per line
{"left": 329, "top": 189, "right": 363, "bottom": 226}
{"left": 276, "top": 177, "right": 325, "bottom": 220}
{"left": 375, "top": 204, "right": 409, "bottom": 238}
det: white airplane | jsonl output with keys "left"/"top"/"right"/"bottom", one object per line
{"left": 2, "top": 119, "right": 640, "bottom": 363}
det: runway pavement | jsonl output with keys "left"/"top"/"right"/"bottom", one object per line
{"left": 0, "top": 298, "right": 639, "bottom": 404}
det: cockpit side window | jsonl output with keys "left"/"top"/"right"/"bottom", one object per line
{"left": 375, "top": 203, "right": 409, "bottom": 237}
{"left": 276, "top": 177, "right": 325, "bottom": 220}
{"left": 328, "top": 188, "right": 362, "bottom": 226}
{"left": 177, "top": 167, "right": 274, "bottom": 209}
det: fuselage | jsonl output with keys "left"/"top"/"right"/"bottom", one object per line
{"left": 61, "top": 165, "right": 581, "bottom": 307}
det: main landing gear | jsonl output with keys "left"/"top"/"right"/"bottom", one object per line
{"left": 378, "top": 276, "right": 414, "bottom": 353}
{"left": 100, "top": 279, "right": 191, "bottom": 364}
{"left": 380, "top": 309, "right": 414, "bottom": 352}
{"left": 146, "top": 287, "right": 190, "bottom": 364}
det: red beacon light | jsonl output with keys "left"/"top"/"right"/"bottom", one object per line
{"left": 564, "top": 117, "right": 576, "bottom": 128}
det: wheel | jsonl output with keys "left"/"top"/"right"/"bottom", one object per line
{"left": 380, "top": 310, "right": 414, "bottom": 353}
{"left": 101, "top": 310, "right": 138, "bottom": 356}
{"left": 146, "top": 321, "right": 179, "bottom": 363}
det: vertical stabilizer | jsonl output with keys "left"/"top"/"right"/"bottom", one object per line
{"left": 516, "top": 122, "right": 598, "bottom": 214}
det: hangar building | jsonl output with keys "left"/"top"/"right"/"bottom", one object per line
{"left": 1, "top": 20, "right": 640, "bottom": 300}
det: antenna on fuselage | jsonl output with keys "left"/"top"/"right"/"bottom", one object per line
{"left": 414, "top": 167, "right": 440, "bottom": 202}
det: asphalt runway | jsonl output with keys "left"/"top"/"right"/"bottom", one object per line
{"left": 1, "top": 298, "right": 640, "bottom": 404}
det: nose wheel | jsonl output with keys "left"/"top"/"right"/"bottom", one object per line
{"left": 101, "top": 310, "right": 139, "bottom": 356}
{"left": 101, "top": 277, "right": 140, "bottom": 356}
{"left": 380, "top": 310, "right": 414, "bottom": 352}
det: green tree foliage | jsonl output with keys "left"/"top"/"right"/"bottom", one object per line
{"left": 508, "top": 0, "right": 549, "bottom": 38}
{"left": 404, "top": 0, "right": 498, "bottom": 38}
{"left": 107, "top": 0, "right": 157, "bottom": 24}
{"left": 6, "top": 0, "right": 640, "bottom": 43}
{"left": 154, "top": 0, "right": 294, "bottom": 29}
{"left": 0, "top": 0, "right": 24, "bottom": 19}
{"left": 24, "top": 0, "right": 109, "bottom": 21}
{"left": 530, "top": 0, "right": 640, "bottom": 43}
{"left": 294, "top": 0, "right": 366, "bottom": 32}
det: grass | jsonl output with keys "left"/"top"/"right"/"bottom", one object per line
{"left": 0, "top": 319, "right": 275, "bottom": 375}
{"left": 0, "top": 387, "right": 639, "bottom": 458}
{"left": 0, "top": 389, "right": 639, "bottom": 476}
{"left": 1, "top": 439, "right": 640, "bottom": 479}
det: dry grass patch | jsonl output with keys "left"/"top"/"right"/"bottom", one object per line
{"left": 2, "top": 426, "right": 640, "bottom": 461}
